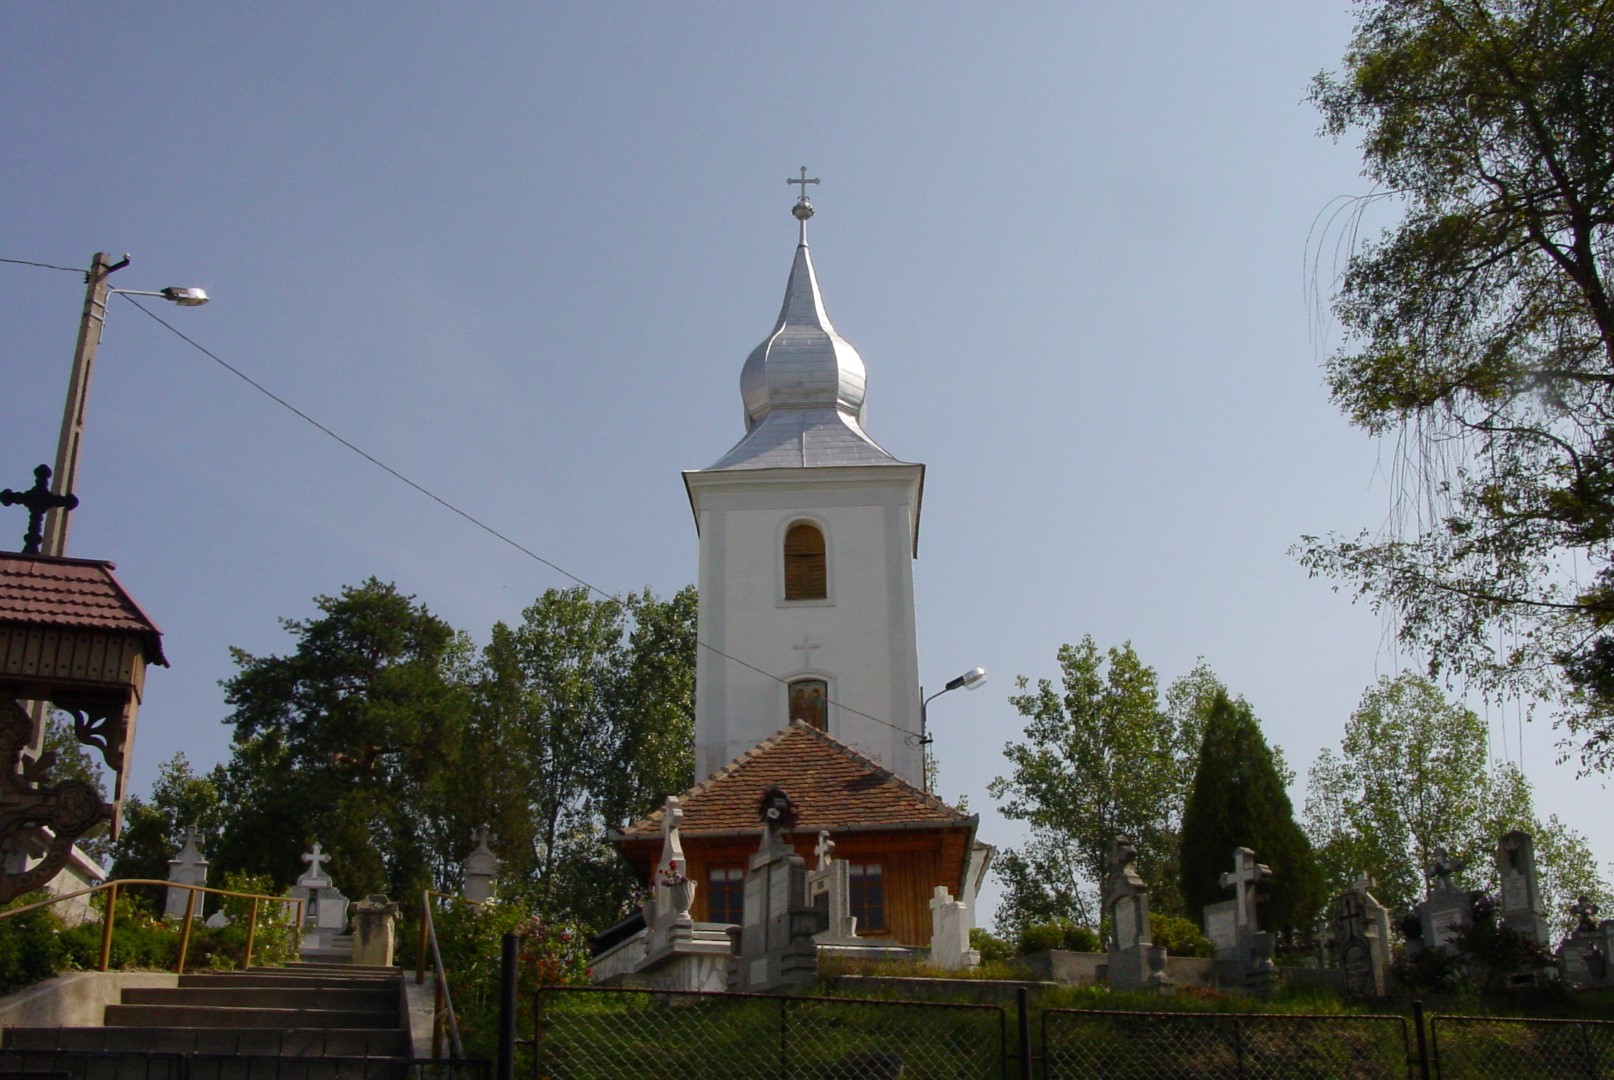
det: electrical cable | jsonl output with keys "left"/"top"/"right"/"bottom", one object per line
{"left": 119, "top": 294, "right": 925, "bottom": 743}
{"left": 0, "top": 257, "right": 83, "bottom": 274}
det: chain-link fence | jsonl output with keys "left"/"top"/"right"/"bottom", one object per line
{"left": 533, "top": 986, "right": 1006, "bottom": 1080}
{"left": 1041, "top": 1008, "right": 1414, "bottom": 1079}
{"left": 1430, "top": 1015, "right": 1614, "bottom": 1078}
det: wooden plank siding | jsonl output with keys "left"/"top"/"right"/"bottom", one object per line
{"left": 623, "top": 827, "right": 972, "bottom": 948}
{"left": 0, "top": 627, "right": 147, "bottom": 694}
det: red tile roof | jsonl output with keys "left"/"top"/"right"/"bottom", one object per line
{"left": 0, "top": 554, "right": 166, "bottom": 665}
{"left": 617, "top": 722, "right": 973, "bottom": 839}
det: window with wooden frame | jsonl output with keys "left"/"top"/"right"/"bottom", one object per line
{"left": 707, "top": 866, "right": 745, "bottom": 924}
{"left": 788, "top": 677, "right": 829, "bottom": 730}
{"left": 848, "top": 862, "right": 886, "bottom": 932}
{"left": 783, "top": 522, "right": 827, "bottom": 600}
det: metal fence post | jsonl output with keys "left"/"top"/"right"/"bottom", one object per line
{"left": 498, "top": 933, "right": 518, "bottom": 1080}
{"left": 779, "top": 997, "right": 789, "bottom": 1080}
{"left": 1017, "top": 987, "right": 1032, "bottom": 1080}
{"left": 1412, "top": 1000, "right": 1432, "bottom": 1080}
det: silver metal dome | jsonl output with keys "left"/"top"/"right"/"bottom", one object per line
{"left": 740, "top": 238, "right": 868, "bottom": 431}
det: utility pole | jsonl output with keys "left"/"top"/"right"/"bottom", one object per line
{"left": 41, "top": 251, "right": 127, "bottom": 558}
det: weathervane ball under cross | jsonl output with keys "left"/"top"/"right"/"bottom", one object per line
{"left": 788, "top": 166, "right": 819, "bottom": 222}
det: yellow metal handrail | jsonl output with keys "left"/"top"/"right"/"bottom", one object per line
{"left": 418, "top": 889, "right": 480, "bottom": 1059}
{"left": 0, "top": 879, "right": 304, "bottom": 975}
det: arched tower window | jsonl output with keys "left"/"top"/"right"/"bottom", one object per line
{"left": 788, "top": 678, "right": 828, "bottom": 730}
{"left": 784, "top": 522, "right": 827, "bottom": 600}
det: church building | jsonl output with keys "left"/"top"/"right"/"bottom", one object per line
{"left": 612, "top": 181, "right": 983, "bottom": 947}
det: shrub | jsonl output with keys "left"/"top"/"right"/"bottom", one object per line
{"left": 0, "top": 893, "right": 65, "bottom": 993}
{"left": 1150, "top": 913, "right": 1213, "bottom": 958}
{"left": 1018, "top": 920, "right": 1099, "bottom": 954}
{"left": 969, "top": 927, "right": 1013, "bottom": 964}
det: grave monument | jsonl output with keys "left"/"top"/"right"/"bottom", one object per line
{"left": 726, "top": 786, "right": 827, "bottom": 993}
{"left": 164, "top": 826, "right": 209, "bottom": 921}
{"left": 1104, "top": 837, "right": 1171, "bottom": 991}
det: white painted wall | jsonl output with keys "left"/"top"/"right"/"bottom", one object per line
{"left": 688, "top": 465, "right": 924, "bottom": 785}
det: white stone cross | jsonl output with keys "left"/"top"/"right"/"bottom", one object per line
{"left": 814, "top": 831, "right": 835, "bottom": 871}
{"left": 1350, "top": 870, "right": 1376, "bottom": 895}
{"left": 178, "top": 825, "right": 203, "bottom": 850}
{"left": 470, "top": 825, "right": 499, "bottom": 850}
{"left": 302, "top": 842, "right": 332, "bottom": 881}
{"left": 1219, "top": 847, "right": 1271, "bottom": 928}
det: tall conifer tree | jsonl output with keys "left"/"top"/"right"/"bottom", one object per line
{"left": 1179, "top": 691, "right": 1322, "bottom": 937}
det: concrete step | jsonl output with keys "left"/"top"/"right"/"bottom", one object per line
{"left": 176, "top": 973, "right": 398, "bottom": 991}
{"left": 4, "top": 1027, "right": 410, "bottom": 1058}
{"left": 103, "top": 1005, "right": 396, "bottom": 1031}
{"left": 122, "top": 987, "right": 397, "bottom": 1011}
{"left": 0, "top": 1048, "right": 421, "bottom": 1080}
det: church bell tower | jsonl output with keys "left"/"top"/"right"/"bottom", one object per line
{"left": 683, "top": 174, "right": 925, "bottom": 785}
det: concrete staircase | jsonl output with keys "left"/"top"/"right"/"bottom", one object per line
{"left": 0, "top": 963, "right": 418, "bottom": 1080}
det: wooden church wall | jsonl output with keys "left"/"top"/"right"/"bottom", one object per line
{"left": 676, "top": 828, "right": 971, "bottom": 948}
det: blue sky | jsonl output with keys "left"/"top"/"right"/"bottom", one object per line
{"left": 3, "top": 3, "right": 1604, "bottom": 921}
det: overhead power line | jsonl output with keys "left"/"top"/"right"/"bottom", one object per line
{"left": 118, "top": 294, "right": 922, "bottom": 742}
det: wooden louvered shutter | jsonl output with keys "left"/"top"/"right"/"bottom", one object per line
{"left": 783, "top": 523, "right": 826, "bottom": 600}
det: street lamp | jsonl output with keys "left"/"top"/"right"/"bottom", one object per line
{"left": 42, "top": 252, "right": 209, "bottom": 556}
{"left": 920, "top": 666, "right": 987, "bottom": 790}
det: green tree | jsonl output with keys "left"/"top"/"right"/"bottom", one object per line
{"left": 456, "top": 586, "right": 695, "bottom": 928}
{"left": 41, "top": 712, "right": 110, "bottom": 863}
{"left": 1180, "top": 692, "right": 1323, "bottom": 938}
{"left": 1299, "top": 0, "right": 1614, "bottom": 770}
{"left": 211, "top": 578, "right": 473, "bottom": 900}
{"left": 108, "top": 753, "right": 225, "bottom": 888}
{"left": 1304, "top": 672, "right": 1607, "bottom": 932}
{"left": 988, "top": 639, "right": 1194, "bottom": 935}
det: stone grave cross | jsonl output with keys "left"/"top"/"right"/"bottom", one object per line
{"left": 1426, "top": 848, "right": 1464, "bottom": 891}
{"left": 813, "top": 831, "right": 835, "bottom": 870}
{"left": 301, "top": 842, "right": 333, "bottom": 884}
{"left": 1220, "top": 847, "right": 1271, "bottom": 931}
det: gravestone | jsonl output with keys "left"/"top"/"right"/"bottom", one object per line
{"left": 1417, "top": 847, "right": 1472, "bottom": 953}
{"left": 1496, "top": 830, "right": 1549, "bottom": 946}
{"left": 645, "top": 796, "right": 695, "bottom": 958}
{"left": 1206, "top": 847, "right": 1277, "bottom": 993}
{"left": 929, "top": 886, "right": 980, "bottom": 971}
{"left": 1557, "top": 897, "right": 1614, "bottom": 988}
{"left": 462, "top": 826, "right": 501, "bottom": 904}
{"left": 164, "top": 826, "right": 209, "bottom": 921}
{"left": 726, "top": 787, "right": 827, "bottom": 993}
{"left": 1331, "top": 872, "right": 1390, "bottom": 999}
{"left": 204, "top": 910, "right": 230, "bottom": 929}
{"left": 1105, "top": 837, "right": 1171, "bottom": 991}
{"left": 351, "top": 894, "right": 399, "bottom": 966}
{"left": 288, "top": 841, "right": 350, "bottom": 948}
{"left": 806, "top": 831, "right": 860, "bottom": 945}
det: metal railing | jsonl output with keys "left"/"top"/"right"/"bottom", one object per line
{"left": 417, "top": 889, "right": 480, "bottom": 1061}
{"left": 0, "top": 878, "right": 303, "bottom": 974}
{"left": 533, "top": 984, "right": 1008, "bottom": 1080}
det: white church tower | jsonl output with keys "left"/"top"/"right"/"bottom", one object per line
{"left": 684, "top": 175, "right": 925, "bottom": 786}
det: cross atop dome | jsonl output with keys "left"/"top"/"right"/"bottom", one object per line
{"left": 788, "top": 166, "right": 819, "bottom": 232}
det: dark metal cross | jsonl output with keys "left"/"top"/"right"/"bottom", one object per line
{"left": 0, "top": 465, "right": 77, "bottom": 555}
{"left": 788, "top": 166, "right": 819, "bottom": 204}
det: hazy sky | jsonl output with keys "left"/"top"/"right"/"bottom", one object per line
{"left": 4, "top": 3, "right": 1605, "bottom": 922}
